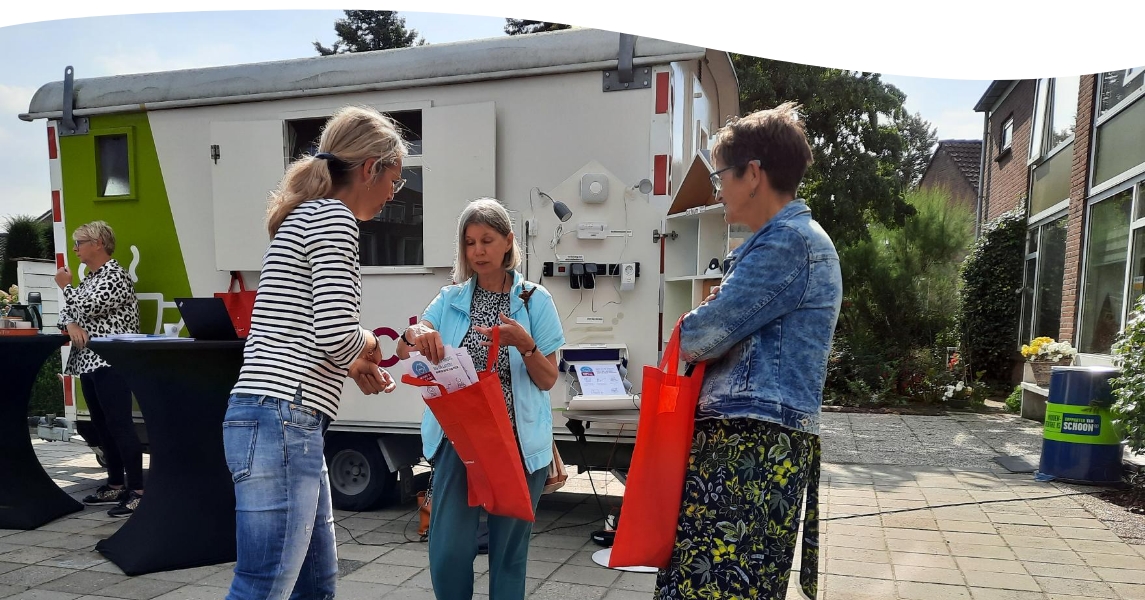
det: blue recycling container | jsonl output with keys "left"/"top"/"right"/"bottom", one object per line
{"left": 1035, "top": 366, "right": 1124, "bottom": 486}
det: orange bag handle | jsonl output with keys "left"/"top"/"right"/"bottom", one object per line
{"left": 657, "top": 316, "right": 705, "bottom": 414}
{"left": 227, "top": 271, "right": 248, "bottom": 293}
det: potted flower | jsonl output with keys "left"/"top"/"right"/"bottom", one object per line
{"left": 1021, "top": 336, "right": 1077, "bottom": 387}
{"left": 0, "top": 284, "right": 17, "bottom": 317}
{"left": 943, "top": 380, "right": 975, "bottom": 408}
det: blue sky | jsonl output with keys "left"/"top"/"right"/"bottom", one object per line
{"left": 0, "top": 10, "right": 991, "bottom": 225}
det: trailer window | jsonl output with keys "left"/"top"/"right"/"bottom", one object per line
{"left": 360, "top": 166, "right": 423, "bottom": 266}
{"left": 286, "top": 110, "right": 422, "bottom": 160}
{"left": 96, "top": 134, "right": 131, "bottom": 197}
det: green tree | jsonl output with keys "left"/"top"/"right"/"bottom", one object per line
{"left": 503, "top": 19, "right": 572, "bottom": 35}
{"left": 827, "top": 187, "right": 974, "bottom": 404}
{"left": 1, "top": 215, "right": 46, "bottom": 290}
{"left": 314, "top": 10, "right": 426, "bottom": 55}
{"left": 732, "top": 56, "right": 921, "bottom": 247}
{"left": 897, "top": 111, "right": 938, "bottom": 189}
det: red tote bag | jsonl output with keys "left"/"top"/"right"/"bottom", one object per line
{"left": 401, "top": 327, "right": 535, "bottom": 522}
{"left": 214, "top": 271, "right": 256, "bottom": 338}
{"left": 609, "top": 316, "right": 706, "bottom": 569}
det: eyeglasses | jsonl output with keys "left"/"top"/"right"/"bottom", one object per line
{"left": 709, "top": 159, "right": 761, "bottom": 193}
{"left": 392, "top": 178, "right": 406, "bottom": 194}
{"left": 73, "top": 239, "right": 94, "bottom": 249}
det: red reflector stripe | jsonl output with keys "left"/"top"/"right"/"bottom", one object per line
{"left": 654, "top": 155, "right": 668, "bottom": 195}
{"left": 48, "top": 127, "right": 57, "bottom": 160}
{"left": 655, "top": 72, "right": 670, "bottom": 114}
{"left": 63, "top": 376, "right": 74, "bottom": 407}
{"left": 52, "top": 190, "right": 61, "bottom": 222}
{"left": 56, "top": 253, "right": 65, "bottom": 269}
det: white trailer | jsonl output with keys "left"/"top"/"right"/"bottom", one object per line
{"left": 22, "top": 27, "right": 739, "bottom": 510}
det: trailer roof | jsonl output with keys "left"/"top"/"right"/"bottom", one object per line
{"left": 23, "top": 28, "right": 712, "bottom": 120}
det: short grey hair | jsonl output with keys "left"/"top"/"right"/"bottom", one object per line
{"left": 73, "top": 221, "right": 116, "bottom": 255}
{"left": 451, "top": 198, "right": 522, "bottom": 284}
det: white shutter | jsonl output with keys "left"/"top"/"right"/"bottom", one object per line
{"left": 209, "top": 120, "right": 286, "bottom": 272}
{"left": 420, "top": 102, "right": 496, "bottom": 268}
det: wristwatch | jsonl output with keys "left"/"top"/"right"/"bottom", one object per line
{"left": 523, "top": 344, "right": 538, "bottom": 358}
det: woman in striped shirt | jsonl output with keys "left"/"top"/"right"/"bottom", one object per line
{"left": 223, "top": 105, "right": 406, "bottom": 600}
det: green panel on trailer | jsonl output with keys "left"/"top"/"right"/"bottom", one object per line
{"left": 58, "top": 113, "right": 192, "bottom": 415}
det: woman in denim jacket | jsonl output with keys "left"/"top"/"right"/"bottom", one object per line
{"left": 398, "top": 198, "right": 565, "bottom": 600}
{"left": 655, "top": 103, "right": 843, "bottom": 600}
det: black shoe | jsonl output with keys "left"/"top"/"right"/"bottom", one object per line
{"left": 108, "top": 490, "right": 142, "bottom": 518}
{"left": 83, "top": 485, "right": 127, "bottom": 506}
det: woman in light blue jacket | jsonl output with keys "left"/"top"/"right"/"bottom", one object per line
{"left": 397, "top": 198, "right": 565, "bottom": 600}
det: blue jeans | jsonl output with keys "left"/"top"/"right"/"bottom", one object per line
{"left": 428, "top": 440, "right": 548, "bottom": 600}
{"left": 222, "top": 393, "right": 336, "bottom": 600}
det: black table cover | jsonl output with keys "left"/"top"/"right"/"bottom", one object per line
{"left": 87, "top": 339, "right": 244, "bottom": 575}
{"left": 0, "top": 334, "right": 80, "bottom": 529}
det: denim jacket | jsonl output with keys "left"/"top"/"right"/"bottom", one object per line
{"left": 419, "top": 270, "right": 566, "bottom": 474}
{"left": 679, "top": 200, "right": 842, "bottom": 435}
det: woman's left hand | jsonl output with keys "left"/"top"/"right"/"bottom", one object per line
{"left": 473, "top": 314, "right": 535, "bottom": 354}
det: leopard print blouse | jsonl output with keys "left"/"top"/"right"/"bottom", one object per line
{"left": 460, "top": 283, "right": 516, "bottom": 432}
{"left": 57, "top": 258, "right": 140, "bottom": 376}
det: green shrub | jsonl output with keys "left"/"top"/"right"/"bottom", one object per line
{"left": 1004, "top": 385, "right": 1022, "bottom": 413}
{"left": 958, "top": 204, "right": 1026, "bottom": 384}
{"left": 28, "top": 349, "right": 65, "bottom": 418}
{"left": 1112, "top": 295, "right": 1145, "bottom": 452}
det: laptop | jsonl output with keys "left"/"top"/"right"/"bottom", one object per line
{"left": 174, "top": 297, "right": 241, "bottom": 341}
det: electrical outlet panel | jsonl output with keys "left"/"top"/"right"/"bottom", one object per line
{"left": 576, "top": 222, "right": 608, "bottom": 240}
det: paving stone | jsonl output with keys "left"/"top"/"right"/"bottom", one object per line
{"left": 825, "top": 560, "right": 892, "bottom": 580}
{"left": 79, "top": 577, "right": 183, "bottom": 600}
{"left": 0, "top": 567, "right": 74, "bottom": 589}
{"left": 342, "top": 564, "right": 421, "bottom": 586}
{"left": 893, "top": 565, "right": 965, "bottom": 586}
{"left": 896, "top": 581, "right": 972, "bottom": 600}
{"left": 548, "top": 564, "right": 620, "bottom": 587}
{"left": 961, "top": 570, "right": 1039, "bottom": 592}
{"left": 527, "top": 581, "right": 607, "bottom": 600}
{"left": 1034, "top": 575, "right": 1115, "bottom": 597}
{"left": 954, "top": 557, "right": 1026, "bottom": 574}
{"left": 889, "top": 552, "right": 958, "bottom": 570}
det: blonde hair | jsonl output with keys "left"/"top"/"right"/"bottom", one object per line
{"left": 267, "top": 105, "right": 409, "bottom": 237}
{"left": 452, "top": 198, "right": 522, "bottom": 284}
{"left": 73, "top": 220, "right": 116, "bottom": 255}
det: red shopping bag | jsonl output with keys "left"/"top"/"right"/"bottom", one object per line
{"left": 214, "top": 271, "right": 256, "bottom": 338}
{"left": 609, "top": 316, "right": 706, "bottom": 569}
{"left": 401, "top": 327, "right": 535, "bottom": 522}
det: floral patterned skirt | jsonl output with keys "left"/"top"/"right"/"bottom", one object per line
{"left": 654, "top": 418, "right": 821, "bottom": 600}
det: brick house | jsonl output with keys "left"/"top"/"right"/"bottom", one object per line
{"left": 973, "top": 67, "right": 1145, "bottom": 361}
{"left": 919, "top": 139, "right": 982, "bottom": 212}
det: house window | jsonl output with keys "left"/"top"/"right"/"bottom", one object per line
{"left": 1078, "top": 186, "right": 1135, "bottom": 353}
{"left": 1000, "top": 116, "right": 1014, "bottom": 152}
{"left": 1092, "top": 92, "right": 1145, "bottom": 189}
{"left": 1029, "top": 77, "right": 1080, "bottom": 164}
{"left": 1099, "top": 67, "right": 1145, "bottom": 117}
{"left": 95, "top": 133, "right": 132, "bottom": 198}
{"left": 285, "top": 111, "right": 425, "bottom": 267}
{"left": 1019, "top": 216, "right": 1068, "bottom": 346}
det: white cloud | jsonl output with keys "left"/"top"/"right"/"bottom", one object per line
{"left": 933, "top": 109, "right": 986, "bottom": 141}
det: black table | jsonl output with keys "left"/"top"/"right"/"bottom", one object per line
{"left": 86, "top": 339, "right": 245, "bottom": 576}
{"left": 0, "top": 334, "right": 80, "bottom": 529}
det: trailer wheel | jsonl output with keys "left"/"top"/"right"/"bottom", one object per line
{"left": 93, "top": 446, "right": 108, "bottom": 468}
{"left": 325, "top": 435, "right": 397, "bottom": 512}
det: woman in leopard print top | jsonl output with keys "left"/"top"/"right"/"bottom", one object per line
{"left": 55, "top": 220, "right": 144, "bottom": 518}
